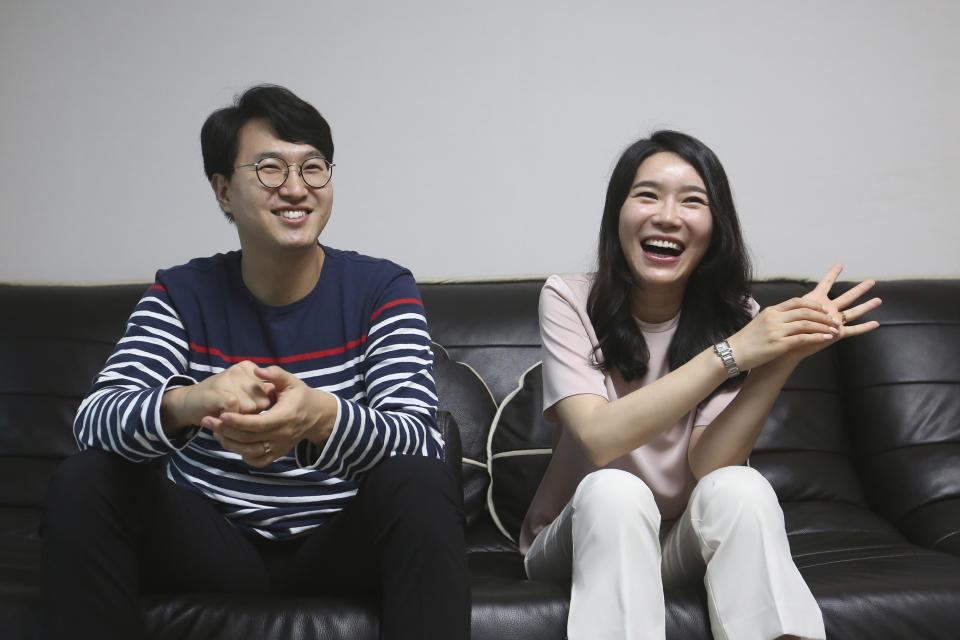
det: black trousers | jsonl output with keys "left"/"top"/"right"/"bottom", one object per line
{"left": 42, "top": 449, "right": 470, "bottom": 640}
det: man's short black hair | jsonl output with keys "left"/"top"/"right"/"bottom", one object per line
{"left": 200, "top": 84, "right": 334, "bottom": 183}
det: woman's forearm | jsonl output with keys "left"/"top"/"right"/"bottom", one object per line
{"left": 559, "top": 346, "right": 731, "bottom": 466}
{"left": 687, "top": 356, "right": 797, "bottom": 479}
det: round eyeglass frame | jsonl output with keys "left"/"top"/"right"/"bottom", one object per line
{"left": 234, "top": 157, "right": 335, "bottom": 189}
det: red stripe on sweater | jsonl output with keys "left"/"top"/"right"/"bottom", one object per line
{"left": 190, "top": 335, "right": 367, "bottom": 365}
{"left": 370, "top": 298, "right": 423, "bottom": 322}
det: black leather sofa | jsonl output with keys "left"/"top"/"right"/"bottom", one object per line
{"left": 2, "top": 277, "right": 959, "bottom": 639}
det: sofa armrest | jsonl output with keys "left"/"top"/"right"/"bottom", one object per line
{"left": 899, "top": 498, "right": 960, "bottom": 557}
{"left": 437, "top": 410, "right": 463, "bottom": 500}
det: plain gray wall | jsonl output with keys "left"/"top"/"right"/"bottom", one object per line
{"left": 2, "top": 0, "right": 958, "bottom": 283}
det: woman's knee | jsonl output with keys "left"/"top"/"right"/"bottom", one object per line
{"left": 571, "top": 469, "right": 660, "bottom": 530}
{"left": 694, "top": 465, "right": 780, "bottom": 515}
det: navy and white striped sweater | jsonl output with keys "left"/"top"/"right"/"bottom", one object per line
{"left": 74, "top": 246, "right": 442, "bottom": 539}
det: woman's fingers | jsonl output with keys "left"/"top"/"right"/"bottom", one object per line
{"left": 839, "top": 297, "right": 883, "bottom": 324}
{"left": 812, "top": 263, "right": 844, "bottom": 297}
{"left": 774, "top": 297, "right": 829, "bottom": 315}
{"left": 783, "top": 319, "right": 839, "bottom": 337}
{"left": 832, "top": 279, "right": 877, "bottom": 310}
{"left": 840, "top": 320, "right": 880, "bottom": 338}
{"left": 788, "top": 332, "right": 837, "bottom": 346}
{"left": 780, "top": 306, "right": 838, "bottom": 325}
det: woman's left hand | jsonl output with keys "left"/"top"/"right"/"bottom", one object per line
{"left": 789, "top": 263, "right": 883, "bottom": 361}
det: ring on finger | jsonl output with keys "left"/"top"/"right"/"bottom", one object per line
{"left": 262, "top": 441, "right": 271, "bottom": 456}
{"left": 840, "top": 312, "right": 847, "bottom": 325}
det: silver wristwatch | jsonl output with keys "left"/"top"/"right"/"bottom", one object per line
{"left": 713, "top": 340, "right": 740, "bottom": 378}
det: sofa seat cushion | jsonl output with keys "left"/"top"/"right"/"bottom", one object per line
{"left": 0, "top": 508, "right": 41, "bottom": 586}
{"left": 142, "top": 574, "right": 572, "bottom": 640}
{"left": 784, "top": 501, "right": 960, "bottom": 639}
{"left": 145, "top": 593, "right": 379, "bottom": 640}
{"left": 466, "top": 517, "right": 521, "bottom": 554}
{"left": 803, "top": 549, "right": 960, "bottom": 639}
{"left": 0, "top": 507, "right": 42, "bottom": 640}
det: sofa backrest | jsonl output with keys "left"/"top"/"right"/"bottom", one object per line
{"left": 4, "top": 279, "right": 954, "bottom": 550}
{"left": 420, "top": 279, "right": 544, "bottom": 530}
{"left": 0, "top": 283, "right": 146, "bottom": 509}
{"left": 836, "top": 279, "right": 960, "bottom": 553}
{"left": 748, "top": 281, "right": 869, "bottom": 507}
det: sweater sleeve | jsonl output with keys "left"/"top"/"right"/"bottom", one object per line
{"left": 295, "top": 272, "right": 442, "bottom": 481}
{"left": 73, "top": 284, "right": 199, "bottom": 460}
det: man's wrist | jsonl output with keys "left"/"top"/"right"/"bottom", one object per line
{"left": 160, "top": 386, "right": 191, "bottom": 436}
{"left": 304, "top": 389, "right": 337, "bottom": 447}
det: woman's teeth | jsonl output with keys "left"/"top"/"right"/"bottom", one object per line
{"left": 642, "top": 238, "right": 683, "bottom": 256}
{"left": 279, "top": 210, "right": 307, "bottom": 219}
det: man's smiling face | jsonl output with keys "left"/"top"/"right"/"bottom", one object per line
{"left": 212, "top": 118, "right": 333, "bottom": 256}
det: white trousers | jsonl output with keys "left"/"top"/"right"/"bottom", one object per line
{"left": 524, "top": 467, "right": 825, "bottom": 640}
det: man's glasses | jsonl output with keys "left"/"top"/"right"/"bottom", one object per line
{"left": 234, "top": 157, "right": 335, "bottom": 189}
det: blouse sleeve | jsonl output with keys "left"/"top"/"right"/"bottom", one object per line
{"left": 539, "top": 275, "right": 608, "bottom": 421}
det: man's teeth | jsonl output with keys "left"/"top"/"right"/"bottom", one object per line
{"left": 279, "top": 210, "right": 307, "bottom": 219}
{"left": 644, "top": 238, "right": 682, "bottom": 251}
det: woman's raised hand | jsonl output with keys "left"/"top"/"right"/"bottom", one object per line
{"left": 726, "top": 264, "right": 882, "bottom": 371}
{"left": 727, "top": 298, "right": 839, "bottom": 372}
{"left": 792, "top": 263, "right": 882, "bottom": 360}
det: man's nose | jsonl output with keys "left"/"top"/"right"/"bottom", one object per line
{"left": 279, "top": 164, "right": 309, "bottom": 197}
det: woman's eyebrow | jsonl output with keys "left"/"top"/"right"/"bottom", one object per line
{"left": 631, "top": 179, "right": 707, "bottom": 195}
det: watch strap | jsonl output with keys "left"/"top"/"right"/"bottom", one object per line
{"left": 713, "top": 340, "right": 740, "bottom": 378}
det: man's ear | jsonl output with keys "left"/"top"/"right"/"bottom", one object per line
{"left": 211, "top": 174, "right": 232, "bottom": 215}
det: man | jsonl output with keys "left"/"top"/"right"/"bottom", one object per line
{"left": 42, "top": 84, "right": 470, "bottom": 639}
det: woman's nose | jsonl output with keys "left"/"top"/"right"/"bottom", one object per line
{"left": 651, "top": 200, "right": 681, "bottom": 228}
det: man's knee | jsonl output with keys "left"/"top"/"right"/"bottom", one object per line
{"left": 571, "top": 469, "right": 661, "bottom": 532}
{"left": 45, "top": 449, "right": 151, "bottom": 531}
{"left": 362, "top": 455, "right": 461, "bottom": 525}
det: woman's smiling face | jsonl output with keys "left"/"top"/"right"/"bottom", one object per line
{"left": 618, "top": 151, "right": 713, "bottom": 299}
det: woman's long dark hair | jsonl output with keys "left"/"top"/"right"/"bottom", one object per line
{"left": 587, "top": 130, "right": 753, "bottom": 381}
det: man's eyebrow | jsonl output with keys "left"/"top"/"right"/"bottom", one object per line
{"left": 251, "top": 150, "right": 325, "bottom": 162}
{"left": 251, "top": 151, "right": 283, "bottom": 162}
{"left": 630, "top": 179, "right": 707, "bottom": 195}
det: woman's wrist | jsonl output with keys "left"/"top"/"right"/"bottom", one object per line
{"left": 712, "top": 340, "right": 740, "bottom": 378}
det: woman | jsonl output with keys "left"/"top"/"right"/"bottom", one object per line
{"left": 519, "top": 131, "right": 881, "bottom": 640}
